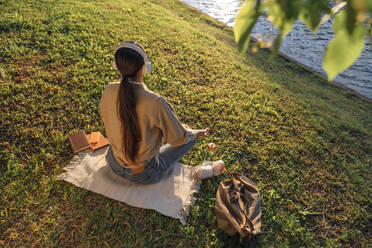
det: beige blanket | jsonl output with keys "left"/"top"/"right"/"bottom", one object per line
{"left": 57, "top": 146, "right": 200, "bottom": 224}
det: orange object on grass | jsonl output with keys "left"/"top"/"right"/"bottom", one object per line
{"left": 87, "top": 131, "right": 110, "bottom": 153}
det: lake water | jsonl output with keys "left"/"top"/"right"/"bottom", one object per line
{"left": 181, "top": 0, "right": 372, "bottom": 100}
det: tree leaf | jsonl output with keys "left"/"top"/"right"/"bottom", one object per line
{"left": 300, "top": 0, "right": 329, "bottom": 34}
{"left": 333, "top": 7, "right": 347, "bottom": 34}
{"left": 300, "top": 8, "right": 321, "bottom": 34}
{"left": 323, "top": 15, "right": 366, "bottom": 80}
{"left": 233, "top": 0, "right": 263, "bottom": 53}
{"left": 266, "top": 0, "right": 300, "bottom": 37}
{"left": 345, "top": 4, "right": 358, "bottom": 33}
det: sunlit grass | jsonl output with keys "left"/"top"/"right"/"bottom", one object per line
{"left": 1, "top": 0, "right": 371, "bottom": 247}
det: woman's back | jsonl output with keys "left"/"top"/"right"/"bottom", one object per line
{"left": 99, "top": 81, "right": 191, "bottom": 168}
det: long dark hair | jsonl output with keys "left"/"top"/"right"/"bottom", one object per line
{"left": 114, "top": 41, "right": 145, "bottom": 163}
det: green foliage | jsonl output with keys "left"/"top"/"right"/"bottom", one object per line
{"left": 300, "top": 0, "right": 329, "bottom": 34}
{"left": 234, "top": 0, "right": 371, "bottom": 80}
{"left": 266, "top": 0, "right": 301, "bottom": 37}
{"left": 234, "top": 0, "right": 264, "bottom": 53}
{"left": 323, "top": 9, "right": 366, "bottom": 80}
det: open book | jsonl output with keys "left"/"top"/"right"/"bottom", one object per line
{"left": 68, "top": 130, "right": 109, "bottom": 154}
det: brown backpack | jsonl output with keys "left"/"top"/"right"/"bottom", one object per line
{"left": 215, "top": 172, "right": 261, "bottom": 239}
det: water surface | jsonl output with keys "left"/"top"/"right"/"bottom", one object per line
{"left": 181, "top": 0, "right": 372, "bottom": 99}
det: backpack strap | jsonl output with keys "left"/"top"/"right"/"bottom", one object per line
{"left": 229, "top": 173, "right": 254, "bottom": 238}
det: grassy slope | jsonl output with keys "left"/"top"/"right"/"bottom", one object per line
{"left": 0, "top": 0, "right": 371, "bottom": 247}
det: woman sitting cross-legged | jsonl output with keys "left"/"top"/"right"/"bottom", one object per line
{"left": 99, "top": 41, "right": 210, "bottom": 184}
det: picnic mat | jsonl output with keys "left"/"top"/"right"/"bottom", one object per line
{"left": 57, "top": 146, "right": 201, "bottom": 224}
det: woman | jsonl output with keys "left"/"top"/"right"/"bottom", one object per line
{"left": 99, "top": 41, "right": 209, "bottom": 184}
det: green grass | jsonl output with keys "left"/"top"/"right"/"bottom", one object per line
{"left": 1, "top": 0, "right": 371, "bottom": 247}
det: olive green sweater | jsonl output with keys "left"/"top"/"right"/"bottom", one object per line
{"left": 99, "top": 81, "right": 196, "bottom": 168}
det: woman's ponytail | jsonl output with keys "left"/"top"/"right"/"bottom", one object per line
{"left": 114, "top": 42, "right": 145, "bottom": 164}
{"left": 117, "top": 74, "right": 141, "bottom": 163}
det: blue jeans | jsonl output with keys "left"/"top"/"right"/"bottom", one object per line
{"left": 106, "top": 139, "right": 196, "bottom": 184}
